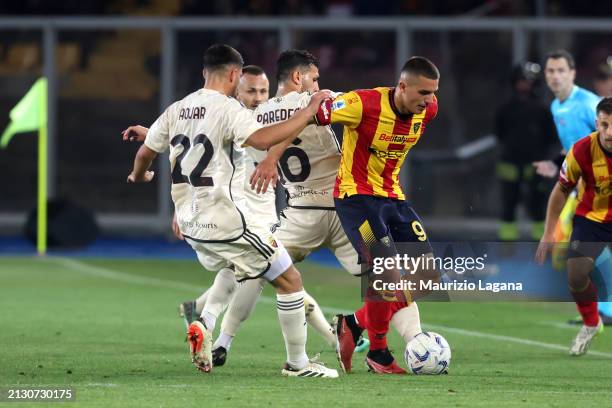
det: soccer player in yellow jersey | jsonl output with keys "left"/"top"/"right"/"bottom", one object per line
{"left": 537, "top": 97, "right": 612, "bottom": 355}
{"left": 315, "top": 57, "right": 440, "bottom": 373}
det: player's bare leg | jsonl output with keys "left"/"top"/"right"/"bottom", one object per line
{"left": 568, "top": 257, "right": 603, "bottom": 355}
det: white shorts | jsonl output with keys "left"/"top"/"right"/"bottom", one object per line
{"left": 273, "top": 207, "right": 361, "bottom": 276}
{"left": 187, "top": 225, "right": 292, "bottom": 282}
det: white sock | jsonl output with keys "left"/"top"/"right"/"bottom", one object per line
{"left": 213, "top": 332, "right": 234, "bottom": 351}
{"left": 390, "top": 302, "right": 422, "bottom": 342}
{"left": 277, "top": 291, "right": 309, "bottom": 369}
{"left": 220, "top": 278, "right": 265, "bottom": 337}
{"left": 303, "top": 291, "right": 336, "bottom": 348}
{"left": 201, "top": 311, "right": 217, "bottom": 333}
{"left": 200, "top": 267, "right": 238, "bottom": 331}
{"left": 195, "top": 289, "right": 209, "bottom": 315}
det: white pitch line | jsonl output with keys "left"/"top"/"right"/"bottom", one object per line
{"left": 424, "top": 323, "right": 612, "bottom": 358}
{"left": 50, "top": 257, "right": 198, "bottom": 292}
{"left": 539, "top": 321, "right": 582, "bottom": 331}
{"left": 48, "top": 257, "right": 612, "bottom": 359}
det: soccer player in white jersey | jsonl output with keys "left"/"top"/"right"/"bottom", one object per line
{"left": 125, "top": 44, "right": 337, "bottom": 378}
{"left": 178, "top": 65, "right": 276, "bottom": 327}
{"left": 179, "top": 64, "right": 343, "bottom": 366}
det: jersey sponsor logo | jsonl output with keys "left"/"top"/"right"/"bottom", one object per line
{"left": 179, "top": 106, "right": 206, "bottom": 120}
{"left": 346, "top": 95, "right": 359, "bottom": 105}
{"left": 288, "top": 185, "right": 330, "bottom": 200}
{"left": 257, "top": 108, "right": 299, "bottom": 125}
{"left": 368, "top": 147, "right": 406, "bottom": 160}
{"left": 378, "top": 133, "right": 416, "bottom": 144}
{"left": 180, "top": 220, "right": 218, "bottom": 229}
{"left": 332, "top": 100, "right": 346, "bottom": 111}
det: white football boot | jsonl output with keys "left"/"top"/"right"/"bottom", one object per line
{"left": 281, "top": 355, "right": 339, "bottom": 378}
{"left": 569, "top": 318, "right": 604, "bottom": 356}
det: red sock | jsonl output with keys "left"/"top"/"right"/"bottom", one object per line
{"left": 572, "top": 281, "right": 599, "bottom": 327}
{"left": 364, "top": 299, "right": 394, "bottom": 350}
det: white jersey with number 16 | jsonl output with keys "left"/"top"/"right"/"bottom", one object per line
{"left": 254, "top": 91, "right": 341, "bottom": 209}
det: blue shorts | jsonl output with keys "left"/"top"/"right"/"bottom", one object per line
{"left": 334, "top": 194, "right": 433, "bottom": 270}
{"left": 568, "top": 216, "right": 612, "bottom": 260}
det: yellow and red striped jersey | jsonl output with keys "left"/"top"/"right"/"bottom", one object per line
{"left": 315, "top": 87, "right": 437, "bottom": 200}
{"left": 559, "top": 132, "right": 612, "bottom": 223}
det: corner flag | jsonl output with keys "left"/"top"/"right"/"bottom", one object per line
{"left": 1, "top": 77, "right": 48, "bottom": 254}
{"left": 1, "top": 77, "right": 47, "bottom": 148}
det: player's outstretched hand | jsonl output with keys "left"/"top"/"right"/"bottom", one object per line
{"left": 127, "top": 170, "right": 155, "bottom": 183}
{"left": 122, "top": 125, "right": 149, "bottom": 142}
{"left": 532, "top": 160, "right": 558, "bottom": 178}
{"left": 535, "top": 235, "right": 554, "bottom": 265}
{"left": 172, "top": 212, "right": 184, "bottom": 240}
{"left": 304, "top": 90, "right": 332, "bottom": 116}
{"left": 250, "top": 156, "right": 278, "bottom": 194}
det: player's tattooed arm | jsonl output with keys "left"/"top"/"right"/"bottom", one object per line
{"left": 536, "top": 182, "right": 570, "bottom": 264}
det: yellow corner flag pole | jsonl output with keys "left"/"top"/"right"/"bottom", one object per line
{"left": 0, "top": 78, "right": 48, "bottom": 254}
{"left": 37, "top": 84, "right": 47, "bottom": 255}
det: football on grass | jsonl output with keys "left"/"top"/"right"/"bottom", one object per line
{"left": 405, "top": 332, "right": 451, "bottom": 375}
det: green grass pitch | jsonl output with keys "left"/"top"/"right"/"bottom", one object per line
{"left": 2, "top": 256, "right": 612, "bottom": 407}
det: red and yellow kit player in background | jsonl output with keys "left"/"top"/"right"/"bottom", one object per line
{"left": 537, "top": 97, "right": 612, "bottom": 356}
{"left": 315, "top": 57, "right": 440, "bottom": 374}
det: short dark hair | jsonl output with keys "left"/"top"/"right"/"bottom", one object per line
{"left": 276, "top": 49, "right": 319, "bottom": 82}
{"left": 242, "top": 65, "right": 266, "bottom": 76}
{"left": 203, "top": 44, "right": 244, "bottom": 72}
{"left": 545, "top": 49, "right": 575, "bottom": 70}
{"left": 595, "top": 63, "right": 612, "bottom": 81}
{"left": 597, "top": 97, "right": 612, "bottom": 115}
{"left": 400, "top": 56, "right": 440, "bottom": 80}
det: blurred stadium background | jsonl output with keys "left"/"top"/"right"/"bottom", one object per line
{"left": 1, "top": 0, "right": 610, "bottom": 246}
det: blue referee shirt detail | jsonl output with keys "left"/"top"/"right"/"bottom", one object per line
{"left": 550, "top": 85, "right": 600, "bottom": 151}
